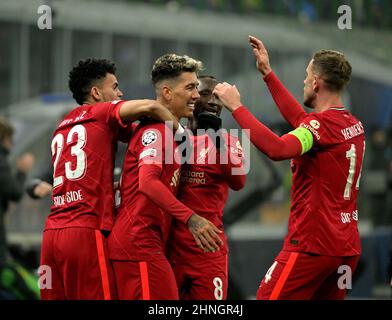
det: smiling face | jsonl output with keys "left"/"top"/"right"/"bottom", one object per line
{"left": 93, "top": 73, "right": 123, "bottom": 103}
{"left": 166, "top": 72, "right": 200, "bottom": 120}
{"left": 194, "top": 77, "right": 223, "bottom": 118}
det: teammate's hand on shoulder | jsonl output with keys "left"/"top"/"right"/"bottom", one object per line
{"left": 248, "top": 35, "right": 272, "bottom": 77}
{"left": 187, "top": 214, "right": 223, "bottom": 253}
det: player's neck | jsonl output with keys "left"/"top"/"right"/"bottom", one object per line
{"left": 84, "top": 97, "right": 103, "bottom": 106}
{"left": 314, "top": 92, "right": 343, "bottom": 113}
{"left": 157, "top": 98, "right": 180, "bottom": 122}
{"left": 83, "top": 98, "right": 95, "bottom": 105}
{"left": 187, "top": 119, "right": 198, "bottom": 134}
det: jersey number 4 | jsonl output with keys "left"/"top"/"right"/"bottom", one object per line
{"left": 344, "top": 142, "right": 365, "bottom": 200}
{"left": 51, "top": 124, "right": 87, "bottom": 188}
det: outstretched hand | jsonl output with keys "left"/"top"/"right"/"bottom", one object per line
{"left": 213, "top": 82, "right": 242, "bottom": 113}
{"left": 249, "top": 35, "right": 272, "bottom": 76}
{"left": 187, "top": 214, "right": 224, "bottom": 253}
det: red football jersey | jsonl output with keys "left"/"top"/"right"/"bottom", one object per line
{"left": 283, "top": 108, "right": 365, "bottom": 256}
{"left": 45, "top": 100, "right": 128, "bottom": 231}
{"left": 168, "top": 133, "right": 245, "bottom": 262}
{"left": 109, "top": 121, "right": 182, "bottom": 261}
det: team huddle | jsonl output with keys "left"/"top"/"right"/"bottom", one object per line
{"left": 40, "top": 35, "right": 364, "bottom": 300}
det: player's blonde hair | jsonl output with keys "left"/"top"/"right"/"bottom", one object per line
{"left": 151, "top": 53, "right": 203, "bottom": 86}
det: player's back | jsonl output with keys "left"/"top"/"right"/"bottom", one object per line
{"left": 285, "top": 108, "right": 365, "bottom": 256}
{"left": 46, "top": 101, "right": 126, "bottom": 232}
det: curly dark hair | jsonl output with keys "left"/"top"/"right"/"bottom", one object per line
{"left": 68, "top": 58, "right": 116, "bottom": 105}
{"left": 151, "top": 53, "right": 203, "bottom": 86}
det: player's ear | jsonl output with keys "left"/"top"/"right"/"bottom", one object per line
{"left": 312, "top": 76, "right": 320, "bottom": 93}
{"left": 90, "top": 86, "right": 102, "bottom": 102}
{"left": 161, "top": 85, "right": 172, "bottom": 102}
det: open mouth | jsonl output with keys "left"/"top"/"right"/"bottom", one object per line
{"left": 204, "top": 106, "right": 219, "bottom": 115}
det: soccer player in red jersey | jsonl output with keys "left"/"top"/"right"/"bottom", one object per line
{"left": 167, "top": 75, "right": 246, "bottom": 300}
{"left": 213, "top": 36, "right": 365, "bottom": 300}
{"left": 40, "top": 58, "right": 179, "bottom": 300}
{"left": 108, "top": 55, "right": 224, "bottom": 300}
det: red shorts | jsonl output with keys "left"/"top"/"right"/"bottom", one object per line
{"left": 40, "top": 227, "right": 116, "bottom": 300}
{"left": 256, "top": 250, "right": 360, "bottom": 300}
{"left": 112, "top": 255, "right": 179, "bottom": 300}
{"left": 171, "top": 254, "right": 228, "bottom": 300}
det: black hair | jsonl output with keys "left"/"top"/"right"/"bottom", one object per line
{"left": 68, "top": 58, "right": 116, "bottom": 105}
{"left": 198, "top": 75, "right": 217, "bottom": 81}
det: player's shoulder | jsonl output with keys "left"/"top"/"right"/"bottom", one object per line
{"left": 132, "top": 120, "right": 169, "bottom": 146}
{"left": 301, "top": 108, "right": 355, "bottom": 131}
{"left": 302, "top": 108, "right": 365, "bottom": 144}
{"left": 94, "top": 100, "right": 123, "bottom": 107}
{"left": 136, "top": 120, "right": 167, "bottom": 133}
{"left": 221, "top": 131, "right": 239, "bottom": 144}
{"left": 221, "top": 132, "right": 243, "bottom": 155}
{"left": 89, "top": 100, "right": 123, "bottom": 114}
{"left": 321, "top": 108, "right": 364, "bottom": 131}
{"left": 222, "top": 133, "right": 242, "bottom": 149}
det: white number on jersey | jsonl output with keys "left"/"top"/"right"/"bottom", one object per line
{"left": 52, "top": 124, "right": 87, "bottom": 188}
{"left": 344, "top": 141, "right": 365, "bottom": 200}
{"left": 264, "top": 261, "right": 278, "bottom": 284}
{"left": 213, "top": 277, "right": 223, "bottom": 300}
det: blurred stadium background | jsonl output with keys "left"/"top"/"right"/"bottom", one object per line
{"left": 0, "top": 0, "right": 391, "bottom": 299}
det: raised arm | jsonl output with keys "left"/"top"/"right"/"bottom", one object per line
{"left": 249, "top": 35, "right": 307, "bottom": 128}
{"left": 213, "top": 83, "right": 313, "bottom": 161}
{"left": 232, "top": 106, "right": 309, "bottom": 161}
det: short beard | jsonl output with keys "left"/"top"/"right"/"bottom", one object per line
{"left": 304, "top": 94, "right": 316, "bottom": 109}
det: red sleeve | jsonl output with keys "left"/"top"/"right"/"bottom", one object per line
{"left": 264, "top": 71, "right": 307, "bottom": 128}
{"left": 137, "top": 125, "right": 165, "bottom": 167}
{"left": 232, "top": 106, "right": 302, "bottom": 161}
{"left": 220, "top": 135, "right": 246, "bottom": 190}
{"left": 105, "top": 100, "right": 128, "bottom": 130}
{"left": 138, "top": 164, "right": 194, "bottom": 224}
{"left": 117, "top": 123, "right": 134, "bottom": 143}
{"left": 221, "top": 163, "right": 246, "bottom": 190}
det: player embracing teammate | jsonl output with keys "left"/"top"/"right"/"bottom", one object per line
{"left": 107, "top": 54, "right": 225, "bottom": 299}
